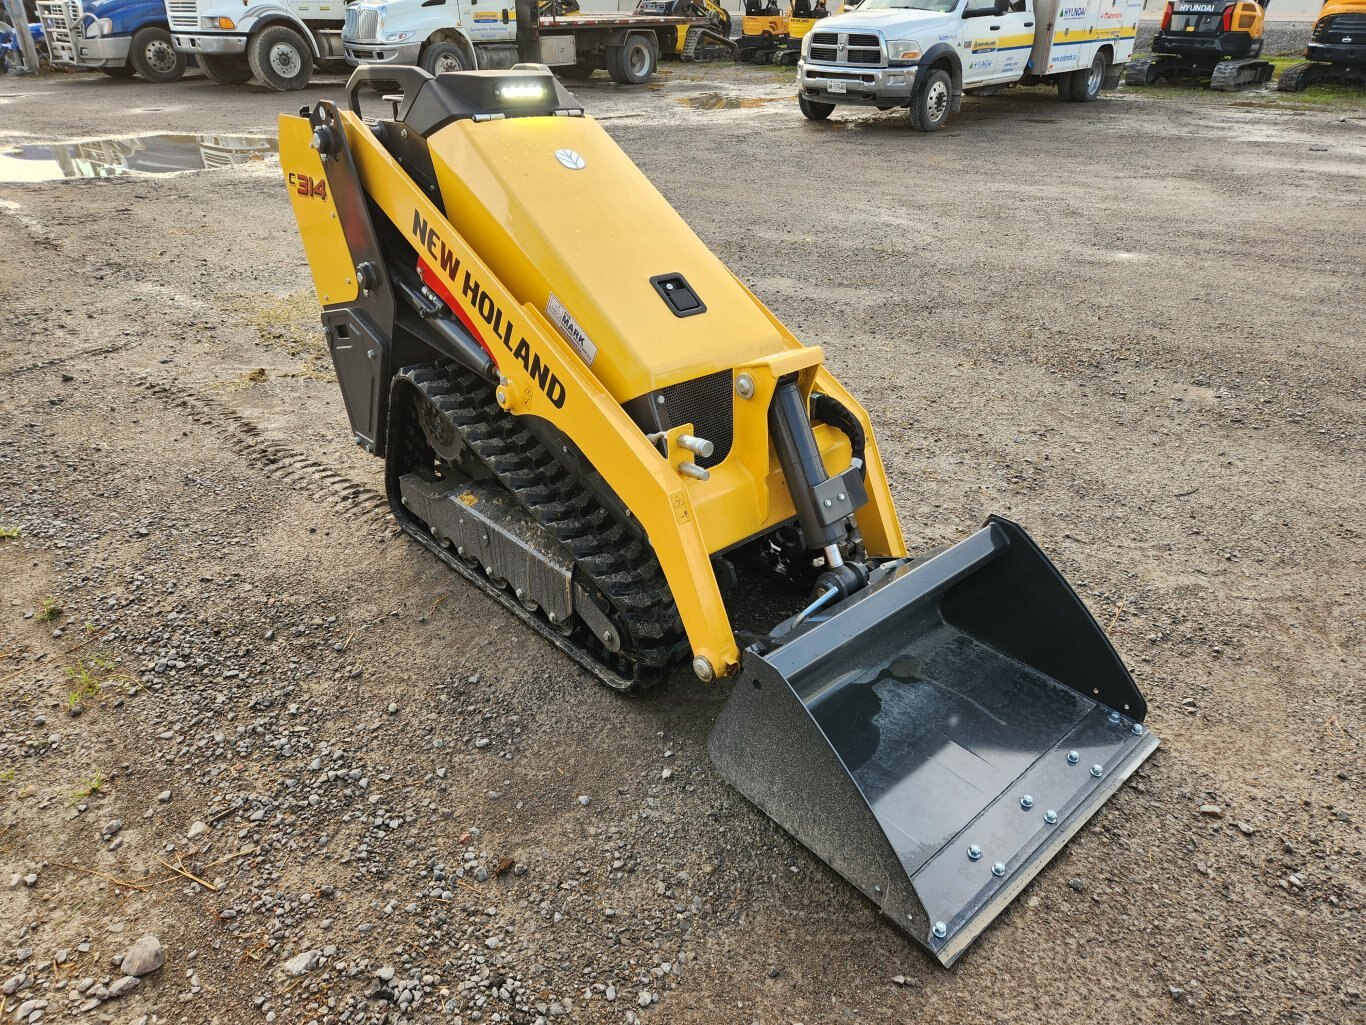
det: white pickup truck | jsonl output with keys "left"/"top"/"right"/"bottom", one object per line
{"left": 797, "top": 0, "right": 1141, "bottom": 130}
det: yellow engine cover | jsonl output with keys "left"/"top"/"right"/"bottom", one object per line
{"left": 424, "top": 115, "right": 785, "bottom": 405}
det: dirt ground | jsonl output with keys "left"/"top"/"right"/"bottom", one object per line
{"left": 1, "top": 63, "right": 1363, "bottom": 1025}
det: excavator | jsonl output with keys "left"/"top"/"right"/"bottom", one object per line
{"left": 1126, "top": 0, "right": 1275, "bottom": 89}
{"left": 1278, "top": 0, "right": 1366, "bottom": 91}
{"left": 280, "top": 63, "right": 1160, "bottom": 965}
{"left": 633, "top": 0, "right": 737, "bottom": 61}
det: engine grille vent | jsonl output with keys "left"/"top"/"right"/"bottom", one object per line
{"left": 662, "top": 370, "right": 734, "bottom": 469}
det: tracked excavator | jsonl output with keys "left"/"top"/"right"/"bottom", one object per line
{"left": 280, "top": 64, "right": 1160, "bottom": 965}
{"left": 1126, "top": 0, "right": 1275, "bottom": 89}
{"left": 1278, "top": 0, "right": 1366, "bottom": 91}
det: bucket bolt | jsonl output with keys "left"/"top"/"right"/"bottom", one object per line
{"left": 678, "top": 434, "right": 714, "bottom": 459}
{"left": 1067, "top": 750, "right": 1080, "bottom": 765}
{"left": 1091, "top": 764, "right": 1104, "bottom": 778}
{"left": 735, "top": 372, "right": 755, "bottom": 399}
{"left": 1044, "top": 809, "right": 1058, "bottom": 825}
{"left": 992, "top": 862, "right": 1006, "bottom": 877}
{"left": 1020, "top": 794, "right": 1034, "bottom": 810}
{"left": 1132, "top": 722, "right": 1145, "bottom": 736}
{"left": 967, "top": 844, "right": 981, "bottom": 861}
{"left": 932, "top": 921, "right": 947, "bottom": 940}
{"left": 1108, "top": 711, "right": 1122, "bottom": 726}
{"left": 691, "top": 656, "right": 714, "bottom": 682}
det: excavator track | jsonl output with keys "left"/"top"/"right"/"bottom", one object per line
{"left": 681, "top": 25, "right": 738, "bottom": 61}
{"left": 1209, "top": 57, "right": 1273, "bottom": 90}
{"left": 388, "top": 362, "right": 688, "bottom": 691}
{"left": 1124, "top": 55, "right": 1160, "bottom": 86}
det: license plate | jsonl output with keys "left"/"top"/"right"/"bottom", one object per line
{"left": 827, "top": 80, "right": 847, "bottom": 94}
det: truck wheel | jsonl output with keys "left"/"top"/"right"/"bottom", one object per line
{"left": 420, "top": 41, "right": 467, "bottom": 75}
{"left": 99, "top": 64, "right": 136, "bottom": 78}
{"left": 1068, "top": 52, "right": 1105, "bottom": 102}
{"left": 798, "top": 94, "right": 834, "bottom": 120}
{"left": 607, "top": 32, "right": 656, "bottom": 84}
{"left": 129, "top": 26, "right": 187, "bottom": 83}
{"left": 247, "top": 24, "right": 314, "bottom": 91}
{"left": 909, "top": 68, "right": 951, "bottom": 132}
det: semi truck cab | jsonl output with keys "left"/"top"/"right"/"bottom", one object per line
{"left": 36, "top": 0, "right": 187, "bottom": 80}
{"left": 167, "top": 0, "right": 350, "bottom": 89}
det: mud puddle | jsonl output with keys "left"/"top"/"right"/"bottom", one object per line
{"left": 676, "top": 92, "right": 787, "bottom": 109}
{"left": 0, "top": 132, "right": 276, "bottom": 182}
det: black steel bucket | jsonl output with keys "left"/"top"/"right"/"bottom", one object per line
{"left": 708, "top": 517, "right": 1160, "bottom": 965}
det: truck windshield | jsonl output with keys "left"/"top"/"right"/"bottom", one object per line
{"left": 853, "top": 0, "right": 960, "bottom": 10}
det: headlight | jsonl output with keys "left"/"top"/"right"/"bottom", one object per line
{"left": 801, "top": 33, "right": 813, "bottom": 58}
{"left": 498, "top": 81, "right": 546, "bottom": 100}
{"left": 201, "top": 16, "right": 234, "bottom": 29}
{"left": 382, "top": 30, "right": 413, "bottom": 41}
{"left": 85, "top": 18, "right": 108, "bottom": 37}
{"left": 886, "top": 38, "right": 922, "bottom": 62}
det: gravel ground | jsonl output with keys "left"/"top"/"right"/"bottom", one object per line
{"left": 1, "top": 63, "right": 1363, "bottom": 1025}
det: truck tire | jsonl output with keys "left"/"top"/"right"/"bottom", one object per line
{"left": 247, "top": 24, "right": 314, "bottom": 91}
{"left": 1068, "top": 52, "right": 1105, "bottom": 102}
{"left": 199, "top": 54, "right": 253, "bottom": 85}
{"left": 607, "top": 32, "right": 656, "bottom": 84}
{"left": 420, "top": 41, "right": 468, "bottom": 75}
{"left": 909, "top": 68, "right": 951, "bottom": 132}
{"left": 129, "top": 26, "right": 186, "bottom": 83}
{"left": 798, "top": 94, "right": 834, "bottom": 120}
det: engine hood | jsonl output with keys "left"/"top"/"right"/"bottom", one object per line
{"left": 815, "top": 8, "right": 956, "bottom": 33}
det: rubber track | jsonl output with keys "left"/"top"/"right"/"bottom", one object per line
{"left": 140, "top": 381, "right": 392, "bottom": 526}
{"left": 401, "top": 363, "right": 688, "bottom": 683}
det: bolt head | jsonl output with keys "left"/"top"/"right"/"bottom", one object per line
{"left": 1108, "top": 711, "right": 1122, "bottom": 726}
{"left": 1091, "top": 764, "right": 1104, "bottom": 778}
{"left": 691, "top": 656, "right": 714, "bottom": 682}
{"left": 1132, "top": 722, "right": 1145, "bottom": 736}
{"left": 992, "top": 861, "right": 1006, "bottom": 877}
{"left": 932, "top": 921, "right": 947, "bottom": 939}
{"left": 1020, "top": 794, "right": 1034, "bottom": 810}
{"left": 1067, "top": 750, "right": 1080, "bottom": 765}
{"left": 495, "top": 388, "right": 508, "bottom": 406}
{"left": 967, "top": 844, "right": 981, "bottom": 861}
{"left": 515, "top": 587, "right": 523, "bottom": 598}
{"left": 1044, "top": 809, "right": 1058, "bottom": 824}
{"left": 735, "top": 373, "right": 755, "bottom": 399}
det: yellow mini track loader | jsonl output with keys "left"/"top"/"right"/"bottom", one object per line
{"left": 280, "top": 64, "right": 1159, "bottom": 965}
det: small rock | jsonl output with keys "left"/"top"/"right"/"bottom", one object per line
{"left": 1169, "top": 986, "right": 1184, "bottom": 1000}
{"left": 157, "top": 791, "right": 172, "bottom": 804}
{"left": 376, "top": 967, "right": 395, "bottom": 982}
{"left": 1067, "top": 878, "right": 1085, "bottom": 893}
{"left": 103, "top": 819, "right": 122, "bottom": 838}
{"left": 1, "top": 974, "right": 26, "bottom": 996}
{"left": 1198, "top": 804, "right": 1223, "bottom": 817}
{"left": 282, "top": 950, "right": 321, "bottom": 977}
{"left": 1236, "top": 821, "right": 1255, "bottom": 835}
{"left": 119, "top": 935, "right": 164, "bottom": 977}
{"left": 107, "top": 975, "right": 140, "bottom": 999}
{"left": 187, "top": 820, "right": 209, "bottom": 839}
{"left": 578, "top": 796, "right": 591, "bottom": 807}
{"left": 637, "top": 990, "right": 653, "bottom": 1007}
{"left": 485, "top": 936, "right": 500, "bottom": 950}
{"left": 605, "top": 985, "right": 616, "bottom": 1002}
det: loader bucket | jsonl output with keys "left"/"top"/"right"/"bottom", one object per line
{"left": 708, "top": 517, "right": 1159, "bottom": 966}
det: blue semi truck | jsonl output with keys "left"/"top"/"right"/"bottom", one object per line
{"left": 36, "top": 0, "right": 187, "bottom": 80}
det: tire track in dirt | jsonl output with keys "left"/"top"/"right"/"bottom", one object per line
{"left": 138, "top": 379, "right": 393, "bottom": 528}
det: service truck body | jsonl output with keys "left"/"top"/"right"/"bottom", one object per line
{"left": 342, "top": 0, "right": 704, "bottom": 81}
{"left": 798, "top": 0, "right": 1141, "bottom": 129}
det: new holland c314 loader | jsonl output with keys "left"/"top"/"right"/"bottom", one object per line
{"left": 280, "top": 64, "right": 1160, "bottom": 965}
